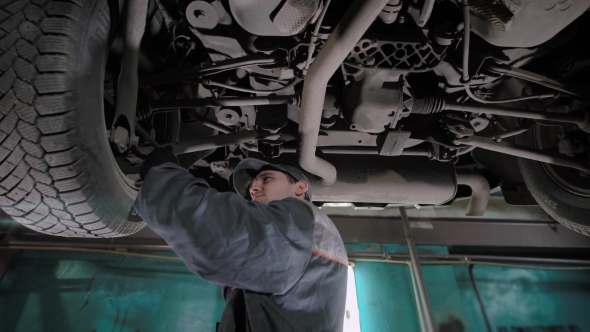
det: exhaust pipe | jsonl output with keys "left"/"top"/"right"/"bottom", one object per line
{"left": 299, "top": 0, "right": 390, "bottom": 185}
{"left": 456, "top": 169, "right": 490, "bottom": 216}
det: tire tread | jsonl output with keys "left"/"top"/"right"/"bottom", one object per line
{"left": 0, "top": 0, "right": 144, "bottom": 237}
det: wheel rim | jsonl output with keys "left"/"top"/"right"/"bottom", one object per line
{"left": 534, "top": 124, "right": 590, "bottom": 197}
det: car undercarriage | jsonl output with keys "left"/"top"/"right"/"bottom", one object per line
{"left": 0, "top": 0, "right": 589, "bottom": 237}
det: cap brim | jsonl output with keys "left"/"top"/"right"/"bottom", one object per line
{"left": 233, "top": 158, "right": 271, "bottom": 200}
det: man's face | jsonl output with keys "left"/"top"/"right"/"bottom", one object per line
{"left": 249, "top": 170, "right": 308, "bottom": 204}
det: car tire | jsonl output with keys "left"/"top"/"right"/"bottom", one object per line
{"left": 517, "top": 126, "right": 590, "bottom": 236}
{"left": 0, "top": 0, "right": 145, "bottom": 237}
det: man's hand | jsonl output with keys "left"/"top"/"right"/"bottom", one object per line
{"left": 140, "top": 146, "right": 179, "bottom": 180}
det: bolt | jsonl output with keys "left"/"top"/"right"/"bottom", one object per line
{"left": 225, "top": 114, "right": 233, "bottom": 119}
{"left": 455, "top": 124, "right": 466, "bottom": 132}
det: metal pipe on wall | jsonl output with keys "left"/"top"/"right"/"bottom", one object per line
{"left": 468, "top": 265, "right": 494, "bottom": 332}
{"left": 349, "top": 252, "right": 590, "bottom": 266}
{"left": 456, "top": 169, "right": 490, "bottom": 216}
{"left": 400, "top": 207, "right": 436, "bottom": 332}
{"left": 3, "top": 239, "right": 590, "bottom": 265}
{"left": 299, "top": 0, "right": 390, "bottom": 185}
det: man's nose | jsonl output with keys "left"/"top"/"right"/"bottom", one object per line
{"left": 250, "top": 180, "right": 261, "bottom": 192}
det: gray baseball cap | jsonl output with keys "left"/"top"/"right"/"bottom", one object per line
{"left": 233, "top": 158, "right": 312, "bottom": 202}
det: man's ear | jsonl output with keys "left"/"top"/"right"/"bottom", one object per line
{"left": 295, "top": 181, "right": 309, "bottom": 198}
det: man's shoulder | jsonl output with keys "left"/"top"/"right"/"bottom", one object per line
{"left": 284, "top": 199, "right": 338, "bottom": 230}
{"left": 301, "top": 202, "right": 348, "bottom": 266}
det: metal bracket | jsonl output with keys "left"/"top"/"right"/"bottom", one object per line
{"left": 378, "top": 130, "right": 411, "bottom": 156}
{"left": 211, "top": 161, "right": 232, "bottom": 180}
{"left": 444, "top": 113, "right": 475, "bottom": 137}
{"left": 431, "top": 143, "right": 455, "bottom": 161}
{"left": 258, "top": 142, "right": 282, "bottom": 158}
{"left": 255, "top": 104, "right": 289, "bottom": 133}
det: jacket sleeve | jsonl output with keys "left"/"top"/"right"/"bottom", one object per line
{"left": 134, "top": 163, "right": 316, "bottom": 295}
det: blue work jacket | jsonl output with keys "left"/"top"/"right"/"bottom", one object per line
{"left": 134, "top": 163, "right": 348, "bottom": 331}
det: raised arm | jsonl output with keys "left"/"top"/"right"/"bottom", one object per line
{"left": 134, "top": 163, "right": 316, "bottom": 295}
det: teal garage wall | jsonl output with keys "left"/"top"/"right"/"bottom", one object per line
{"left": 0, "top": 250, "right": 225, "bottom": 332}
{"left": 457, "top": 265, "right": 590, "bottom": 332}
{"left": 348, "top": 244, "right": 590, "bottom": 332}
{"left": 1, "top": 247, "right": 589, "bottom": 332}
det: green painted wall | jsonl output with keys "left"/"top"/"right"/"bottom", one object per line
{"left": 1, "top": 247, "right": 589, "bottom": 332}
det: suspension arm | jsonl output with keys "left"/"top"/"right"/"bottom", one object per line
{"left": 149, "top": 95, "right": 298, "bottom": 112}
{"left": 455, "top": 136, "right": 590, "bottom": 174}
{"left": 110, "top": 0, "right": 149, "bottom": 153}
{"left": 167, "top": 130, "right": 280, "bottom": 154}
{"left": 446, "top": 101, "right": 590, "bottom": 129}
{"left": 412, "top": 96, "right": 590, "bottom": 132}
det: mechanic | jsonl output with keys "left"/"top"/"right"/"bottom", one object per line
{"left": 134, "top": 147, "right": 348, "bottom": 332}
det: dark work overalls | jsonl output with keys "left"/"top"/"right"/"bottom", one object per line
{"left": 135, "top": 163, "right": 348, "bottom": 332}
